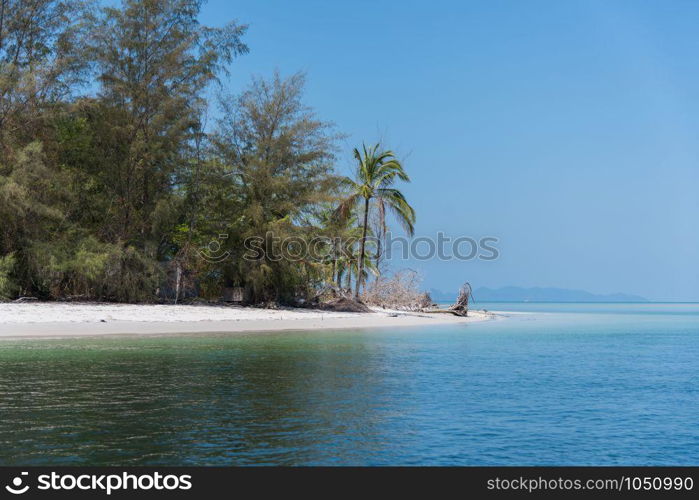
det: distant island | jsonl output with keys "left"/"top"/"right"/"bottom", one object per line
{"left": 430, "top": 286, "right": 648, "bottom": 303}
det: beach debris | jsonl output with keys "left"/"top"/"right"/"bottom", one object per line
{"left": 362, "top": 270, "right": 430, "bottom": 311}
{"left": 422, "top": 282, "right": 473, "bottom": 317}
{"left": 321, "top": 296, "right": 371, "bottom": 313}
{"left": 447, "top": 282, "right": 473, "bottom": 317}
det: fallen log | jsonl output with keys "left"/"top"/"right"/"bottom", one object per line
{"left": 422, "top": 282, "right": 473, "bottom": 317}
{"left": 422, "top": 308, "right": 468, "bottom": 317}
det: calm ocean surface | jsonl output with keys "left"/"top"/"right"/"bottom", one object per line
{"left": 1, "top": 303, "right": 698, "bottom": 465}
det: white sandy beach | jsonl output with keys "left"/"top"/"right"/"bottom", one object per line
{"left": 0, "top": 303, "right": 492, "bottom": 339}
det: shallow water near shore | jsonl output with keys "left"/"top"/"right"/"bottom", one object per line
{"left": 1, "top": 303, "right": 698, "bottom": 465}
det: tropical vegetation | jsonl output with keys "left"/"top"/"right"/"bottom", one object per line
{"left": 0, "top": 0, "right": 415, "bottom": 305}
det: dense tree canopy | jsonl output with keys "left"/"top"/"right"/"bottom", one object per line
{"left": 0, "top": 0, "right": 414, "bottom": 304}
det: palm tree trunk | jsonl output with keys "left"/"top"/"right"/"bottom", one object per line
{"left": 355, "top": 197, "right": 370, "bottom": 298}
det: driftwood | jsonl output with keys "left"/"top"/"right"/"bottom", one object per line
{"left": 312, "top": 285, "right": 371, "bottom": 312}
{"left": 321, "top": 296, "right": 371, "bottom": 313}
{"left": 424, "top": 282, "right": 473, "bottom": 317}
{"left": 362, "top": 270, "right": 429, "bottom": 310}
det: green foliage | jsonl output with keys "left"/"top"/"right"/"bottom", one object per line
{"left": 0, "top": 253, "right": 17, "bottom": 299}
{"left": 338, "top": 144, "right": 416, "bottom": 297}
{"left": 211, "top": 71, "right": 342, "bottom": 304}
{"left": 0, "top": 1, "right": 414, "bottom": 305}
{"left": 26, "top": 236, "right": 163, "bottom": 301}
{"left": 0, "top": 0, "right": 88, "bottom": 150}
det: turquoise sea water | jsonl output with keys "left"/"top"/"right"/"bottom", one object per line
{"left": 0, "top": 303, "right": 698, "bottom": 465}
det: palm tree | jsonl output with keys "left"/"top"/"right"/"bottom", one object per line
{"left": 337, "top": 238, "right": 379, "bottom": 293}
{"left": 341, "top": 221, "right": 380, "bottom": 291}
{"left": 338, "top": 143, "right": 415, "bottom": 298}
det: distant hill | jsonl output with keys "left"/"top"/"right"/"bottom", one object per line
{"left": 471, "top": 286, "right": 648, "bottom": 303}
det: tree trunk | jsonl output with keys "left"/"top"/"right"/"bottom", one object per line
{"left": 174, "top": 262, "right": 182, "bottom": 304}
{"left": 331, "top": 253, "right": 337, "bottom": 285}
{"left": 355, "top": 197, "right": 370, "bottom": 298}
{"left": 332, "top": 238, "right": 341, "bottom": 285}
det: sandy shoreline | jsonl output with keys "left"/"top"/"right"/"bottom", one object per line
{"left": 0, "top": 303, "right": 493, "bottom": 340}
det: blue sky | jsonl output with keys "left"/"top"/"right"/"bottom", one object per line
{"left": 199, "top": 1, "right": 699, "bottom": 300}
